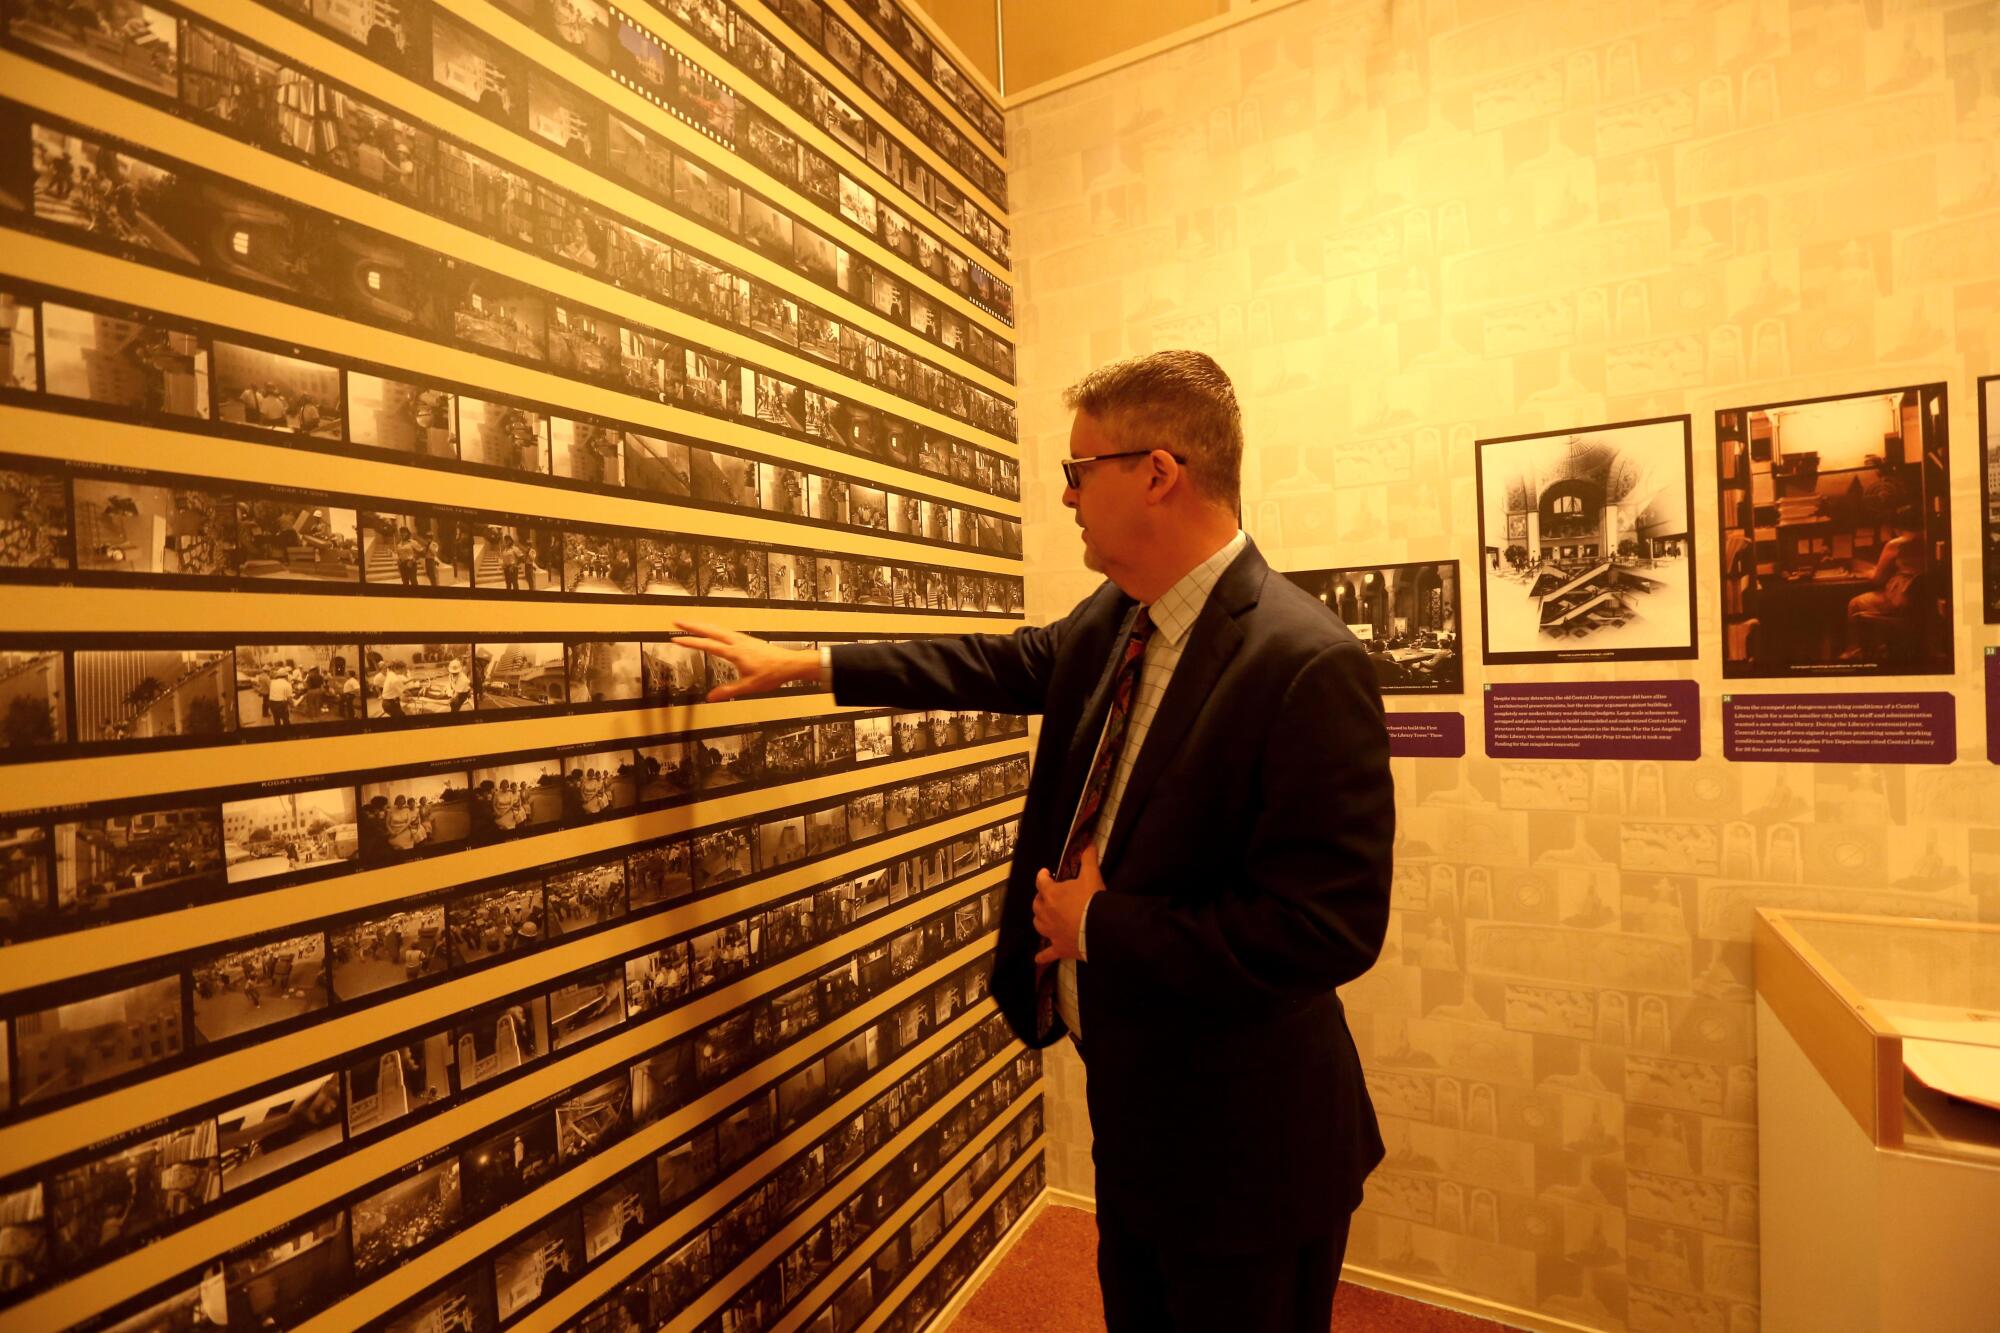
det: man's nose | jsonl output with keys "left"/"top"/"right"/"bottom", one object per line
{"left": 1062, "top": 485, "right": 1078, "bottom": 510}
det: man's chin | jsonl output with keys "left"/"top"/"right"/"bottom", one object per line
{"left": 1081, "top": 544, "right": 1103, "bottom": 573}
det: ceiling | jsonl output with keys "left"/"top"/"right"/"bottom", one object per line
{"left": 910, "top": 0, "right": 1252, "bottom": 102}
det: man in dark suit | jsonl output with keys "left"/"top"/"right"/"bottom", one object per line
{"left": 674, "top": 350, "right": 1393, "bottom": 1331}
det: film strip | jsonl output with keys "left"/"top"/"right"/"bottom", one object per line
{"left": 0, "top": 690, "right": 1028, "bottom": 946}
{"left": 0, "top": 450, "right": 1025, "bottom": 621}
{"left": 0, "top": 277, "right": 1021, "bottom": 556}
{"left": 1, "top": 1, "right": 1016, "bottom": 384}
{"left": 642, "top": 0, "right": 1006, "bottom": 212}
{"left": 800, "top": 0, "right": 1006, "bottom": 158}
{"left": 0, "top": 102, "right": 1016, "bottom": 451}
{"left": 9, "top": 880, "right": 1022, "bottom": 1327}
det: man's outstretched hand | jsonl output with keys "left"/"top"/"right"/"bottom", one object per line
{"left": 670, "top": 621, "right": 822, "bottom": 701}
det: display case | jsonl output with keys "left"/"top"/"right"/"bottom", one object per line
{"left": 1753, "top": 909, "right": 2000, "bottom": 1332}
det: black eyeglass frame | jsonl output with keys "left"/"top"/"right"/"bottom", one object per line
{"left": 1059, "top": 449, "right": 1187, "bottom": 489}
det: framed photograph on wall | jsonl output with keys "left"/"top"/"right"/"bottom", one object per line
{"left": 1716, "top": 383, "right": 1952, "bottom": 676}
{"left": 1981, "top": 373, "right": 1997, "bottom": 623}
{"left": 1282, "top": 561, "right": 1463, "bottom": 693}
{"left": 1474, "top": 416, "right": 1697, "bottom": 665}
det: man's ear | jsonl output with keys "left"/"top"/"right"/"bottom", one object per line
{"left": 1146, "top": 449, "right": 1182, "bottom": 504}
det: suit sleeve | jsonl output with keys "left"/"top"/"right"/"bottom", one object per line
{"left": 827, "top": 592, "right": 1100, "bottom": 713}
{"left": 1082, "top": 639, "right": 1393, "bottom": 1012}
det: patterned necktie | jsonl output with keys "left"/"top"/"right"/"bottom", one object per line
{"left": 1036, "top": 609, "right": 1155, "bottom": 1037}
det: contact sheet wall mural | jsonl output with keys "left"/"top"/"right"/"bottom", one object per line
{"left": 0, "top": 0, "right": 1032, "bottom": 1330}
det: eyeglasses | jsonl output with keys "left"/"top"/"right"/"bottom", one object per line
{"left": 1060, "top": 449, "right": 1186, "bottom": 489}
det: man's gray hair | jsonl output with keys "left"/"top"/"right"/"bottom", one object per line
{"left": 1062, "top": 350, "right": 1242, "bottom": 508}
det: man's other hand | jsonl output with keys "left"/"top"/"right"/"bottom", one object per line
{"left": 669, "top": 621, "right": 821, "bottom": 700}
{"left": 1033, "top": 845, "right": 1105, "bottom": 967}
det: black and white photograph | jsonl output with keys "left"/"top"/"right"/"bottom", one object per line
{"left": 766, "top": 551, "right": 817, "bottom": 604}
{"left": 221, "top": 787, "right": 358, "bottom": 884}
{"left": 581, "top": 1170, "right": 652, "bottom": 1263}
{"left": 31, "top": 125, "right": 199, "bottom": 266}
{"left": 46, "top": 1121, "right": 219, "bottom": 1269}
{"left": 758, "top": 814, "right": 807, "bottom": 869}
{"left": 1282, "top": 561, "right": 1464, "bottom": 693}
{"left": 672, "top": 157, "right": 739, "bottom": 234}
{"left": 471, "top": 757, "right": 563, "bottom": 840}
{"left": 697, "top": 542, "right": 766, "bottom": 598}
{"left": 0, "top": 461, "right": 69, "bottom": 573}
{"left": 343, "top": 1035, "right": 451, "bottom": 1137}
{"left": 691, "top": 919, "right": 752, "bottom": 992}
{"left": 545, "top": 860, "right": 625, "bottom": 937}
{"left": 352, "top": 1156, "right": 462, "bottom": 1278}
{"left": 190, "top": 931, "right": 327, "bottom": 1043}
{"left": 560, "top": 749, "right": 637, "bottom": 822}
{"left": 561, "top": 530, "right": 636, "bottom": 595}
{"left": 567, "top": 638, "right": 642, "bottom": 704}
{"left": 458, "top": 396, "right": 548, "bottom": 475}
{"left": 1476, "top": 417, "right": 1697, "bottom": 664}
{"left": 383, "top": 1266, "right": 497, "bottom": 1333}
{"left": 556, "top": 1071, "right": 631, "bottom": 1162}
{"left": 445, "top": 268, "right": 546, "bottom": 361}
{"left": 9, "top": 972, "right": 182, "bottom": 1106}
{"left": 848, "top": 789, "right": 886, "bottom": 840}
{"left": 329, "top": 902, "right": 448, "bottom": 1001}
{"left": 633, "top": 740, "right": 694, "bottom": 804}
{"left": 682, "top": 348, "right": 736, "bottom": 412}
{"left": 693, "top": 825, "right": 753, "bottom": 889}
{"left": 461, "top": 1109, "right": 557, "bottom": 1214}
{"left": 527, "top": 68, "right": 602, "bottom": 162}
{"left": 816, "top": 718, "right": 855, "bottom": 769}
{"left": 623, "top": 941, "right": 690, "bottom": 1018}
{"left": 764, "top": 722, "right": 815, "bottom": 782}
{"left": 0, "top": 649, "right": 65, "bottom": 756}
{"left": 492, "top": 1209, "right": 583, "bottom": 1321}
{"left": 451, "top": 997, "right": 550, "bottom": 1091}
{"left": 72, "top": 647, "right": 235, "bottom": 743}
{"left": 42, "top": 301, "right": 208, "bottom": 421}
{"left": 670, "top": 51, "right": 736, "bottom": 145}
{"left": 221, "top": 1213, "right": 350, "bottom": 1328}
{"left": 216, "top": 1072, "right": 344, "bottom": 1192}
{"left": 448, "top": 878, "right": 545, "bottom": 965}
{"left": 1985, "top": 373, "right": 1999, "bottom": 622}
{"left": 640, "top": 640, "right": 706, "bottom": 705}
{"left": 550, "top": 964, "right": 626, "bottom": 1048}
{"left": 476, "top": 641, "right": 566, "bottom": 710}
{"left": 625, "top": 431, "right": 691, "bottom": 498}
{"left": 753, "top": 373, "right": 807, "bottom": 432}
{"left": 806, "top": 803, "right": 848, "bottom": 857}
{"left": 211, "top": 341, "right": 341, "bottom": 439}
{"left": 629, "top": 1041, "right": 693, "bottom": 1125}
{"left": 231, "top": 499, "right": 359, "bottom": 583}
{"left": 234, "top": 643, "right": 353, "bottom": 728}
{"left": 748, "top": 287, "right": 799, "bottom": 346}
{"left": 356, "top": 772, "right": 469, "bottom": 866}
{"left": 635, "top": 537, "right": 695, "bottom": 597}
{"left": 178, "top": 24, "right": 320, "bottom": 155}
{"left": 0, "top": 821, "right": 52, "bottom": 942}
{"left": 430, "top": 9, "right": 523, "bottom": 119}
{"left": 347, "top": 372, "right": 457, "bottom": 458}
{"left": 551, "top": 417, "right": 624, "bottom": 487}
{"left": 364, "top": 642, "right": 475, "bottom": 717}
{"left": 656, "top": 1130, "right": 716, "bottom": 1210}
{"left": 689, "top": 447, "right": 757, "bottom": 508}
{"left": 473, "top": 523, "right": 560, "bottom": 591}
{"left": 8, "top": 0, "right": 179, "bottom": 95}
{"left": 51, "top": 801, "right": 223, "bottom": 930}
{"left": 1717, "top": 384, "right": 1952, "bottom": 676}
{"left": 618, "top": 327, "right": 681, "bottom": 399}
{"left": 696, "top": 728, "right": 763, "bottom": 790}
{"left": 548, "top": 300, "right": 620, "bottom": 382}
{"left": 626, "top": 838, "right": 691, "bottom": 907}
{"left": 360, "top": 513, "right": 475, "bottom": 589}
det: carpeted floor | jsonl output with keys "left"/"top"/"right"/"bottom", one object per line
{"left": 947, "top": 1204, "right": 1522, "bottom": 1332}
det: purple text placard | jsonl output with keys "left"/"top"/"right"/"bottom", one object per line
{"left": 1723, "top": 692, "right": 1956, "bottom": 764}
{"left": 1988, "top": 650, "right": 1999, "bottom": 764}
{"left": 1386, "top": 712, "right": 1466, "bottom": 758}
{"left": 1484, "top": 681, "right": 1700, "bottom": 760}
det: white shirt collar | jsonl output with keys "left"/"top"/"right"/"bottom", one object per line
{"left": 1144, "top": 529, "right": 1247, "bottom": 647}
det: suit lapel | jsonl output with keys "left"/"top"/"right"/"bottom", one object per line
{"left": 1101, "top": 545, "right": 1266, "bottom": 870}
